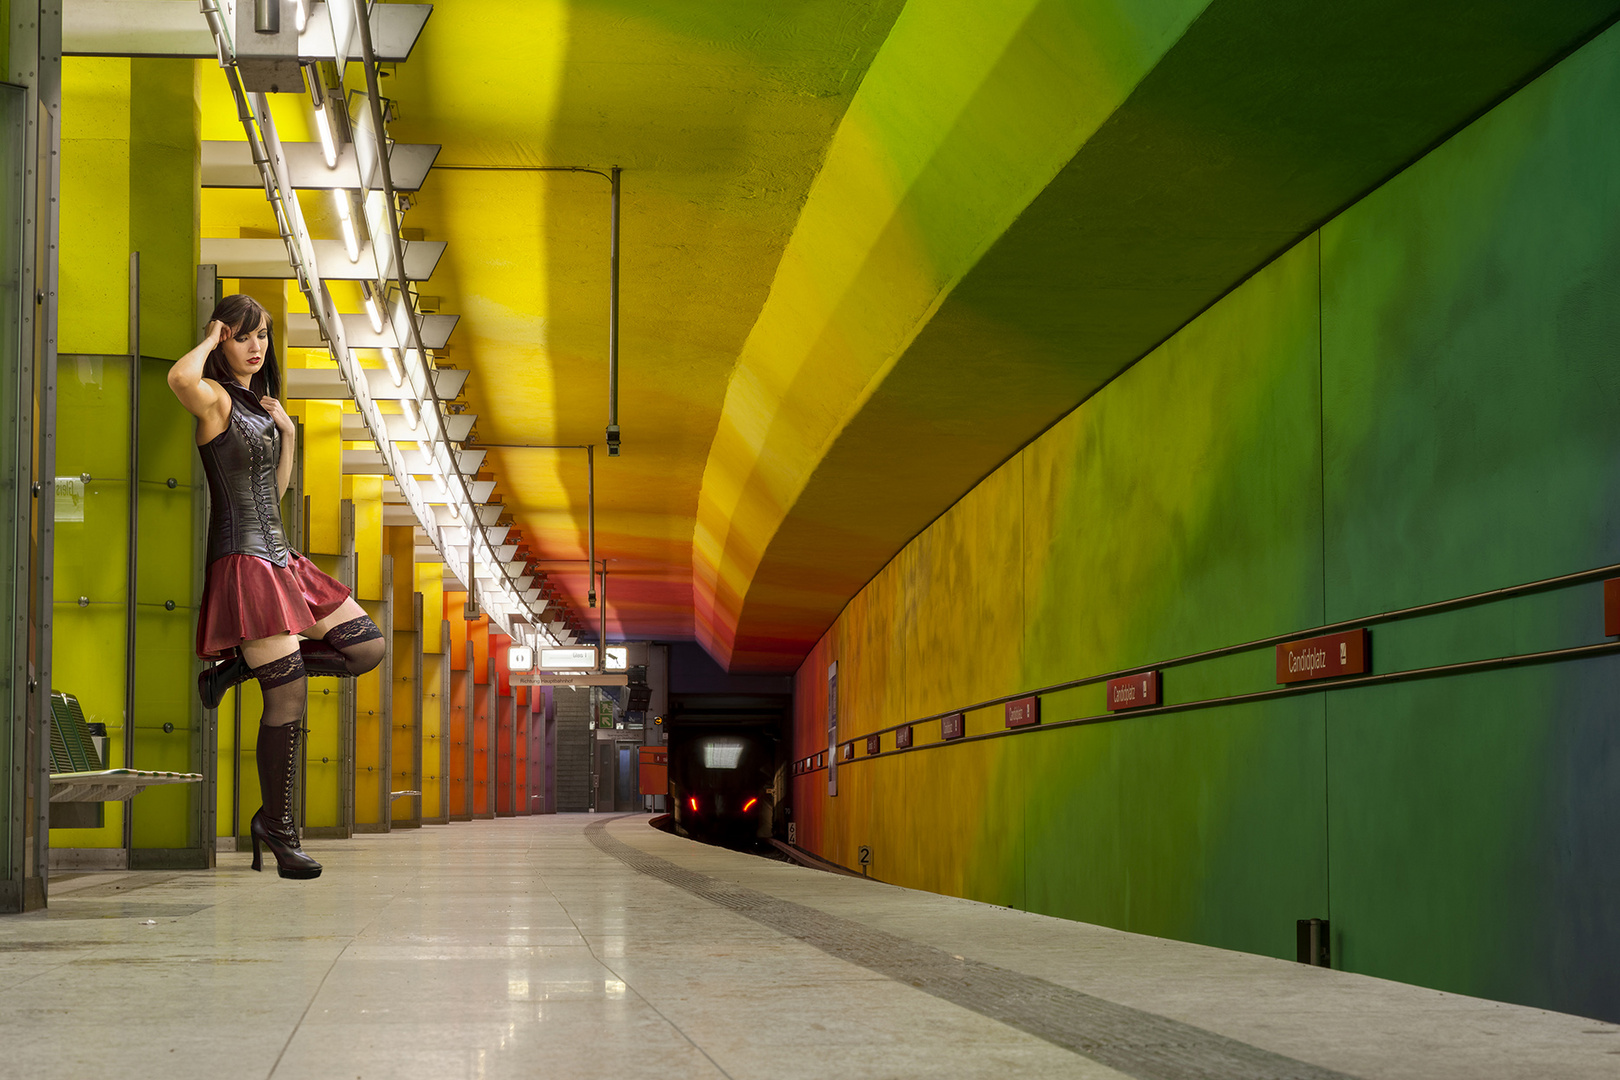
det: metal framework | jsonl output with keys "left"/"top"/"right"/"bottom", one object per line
{"left": 193, "top": 0, "right": 553, "bottom": 643}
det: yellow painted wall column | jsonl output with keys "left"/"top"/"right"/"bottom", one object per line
{"left": 346, "top": 472, "right": 387, "bottom": 829}
{"left": 418, "top": 561, "right": 446, "bottom": 823}
{"left": 387, "top": 525, "right": 420, "bottom": 827}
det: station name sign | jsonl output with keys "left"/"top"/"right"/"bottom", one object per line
{"left": 1106, "top": 671, "right": 1159, "bottom": 711}
{"left": 1275, "top": 629, "right": 1368, "bottom": 684}
{"left": 1004, "top": 696, "right": 1040, "bottom": 729}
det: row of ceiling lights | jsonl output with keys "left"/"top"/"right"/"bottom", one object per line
{"left": 201, "top": 0, "right": 565, "bottom": 646}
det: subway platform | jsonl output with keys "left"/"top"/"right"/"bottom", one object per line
{"left": 2, "top": 816, "right": 1614, "bottom": 1080}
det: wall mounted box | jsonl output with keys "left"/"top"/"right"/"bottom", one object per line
{"left": 1005, "top": 696, "right": 1040, "bottom": 728}
{"left": 1276, "top": 629, "right": 1369, "bottom": 684}
{"left": 895, "top": 725, "right": 913, "bottom": 749}
{"left": 1106, "top": 671, "right": 1160, "bottom": 711}
{"left": 866, "top": 735, "right": 881, "bottom": 755}
{"left": 941, "top": 713, "right": 965, "bottom": 740}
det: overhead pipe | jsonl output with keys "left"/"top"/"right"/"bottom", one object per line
{"left": 434, "top": 164, "right": 624, "bottom": 455}
{"left": 587, "top": 444, "right": 596, "bottom": 606}
{"left": 598, "top": 563, "right": 608, "bottom": 672}
{"left": 607, "top": 167, "right": 621, "bottom": 456}
{"left": 467, "top": 441, "right": 597, "bottom": 617}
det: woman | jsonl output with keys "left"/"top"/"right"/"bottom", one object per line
{"left": 169, "top": 294, "right": 385, "bottom": 880}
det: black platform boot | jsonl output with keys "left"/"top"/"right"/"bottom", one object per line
{"left": 250, "top": 723, "right": 322, "bottom": 880}
{"left": 198, "top": 651, "right": 251, "bottom": 710}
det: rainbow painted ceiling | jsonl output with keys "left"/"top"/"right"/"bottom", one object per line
{"left": 305, "top": 0, "right": 1615, "bottom": 670}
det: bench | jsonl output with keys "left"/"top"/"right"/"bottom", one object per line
{"left": 49, "top": 691, "right": 202, "bottom": 829}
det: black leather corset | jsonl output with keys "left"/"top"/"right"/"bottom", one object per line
{"left": 199, "top": 383, "right": 290, "bottom": 567}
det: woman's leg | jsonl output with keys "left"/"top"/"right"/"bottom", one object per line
{"left": 241, "top": 633, "right": 321, "bottom": 879}
{"left": 299, "top": 597, "right": 385, "bottom": 677}
{"left": 199, "top": 597, "right": 384, "bottom": 707}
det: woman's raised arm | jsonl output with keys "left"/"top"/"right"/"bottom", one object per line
{"left": 168, "top": 320, "right": 228, "bottom": 421}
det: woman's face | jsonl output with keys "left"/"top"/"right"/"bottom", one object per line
{"left": 220, "top": 316, "right": 269, "bottom": 384}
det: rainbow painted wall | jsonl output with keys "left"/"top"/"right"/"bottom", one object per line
{"left": 793, "top": 21, "right": 1620, "bottom": 1022}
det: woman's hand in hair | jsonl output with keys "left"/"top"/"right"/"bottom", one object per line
{"left": 261, "top": 396, "right": 296, "bottom": 438}
{"left": 170, "top": 320, "right": 229, "bottom": 423}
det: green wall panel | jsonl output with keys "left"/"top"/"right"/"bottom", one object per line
{"left": 1317, "top": 20, "right": 1620, "bottom": 1021}
{"left": 795, "top": 20, "right": 1620, "bottom": 1022}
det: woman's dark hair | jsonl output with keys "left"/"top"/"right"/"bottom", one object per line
{"left": 201, "top": 294, "right": 279, "bottom": 398}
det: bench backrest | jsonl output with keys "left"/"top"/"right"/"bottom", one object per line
{"left": 48, "top": 692, "right": 104, "bottom": 773}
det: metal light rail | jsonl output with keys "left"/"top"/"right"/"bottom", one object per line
{"left": 196, "top": 0, "right": 549, "bottom": 642}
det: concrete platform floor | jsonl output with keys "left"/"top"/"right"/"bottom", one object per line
{"left": 1, "top": 814, "right": 1615, "bottom": 1079}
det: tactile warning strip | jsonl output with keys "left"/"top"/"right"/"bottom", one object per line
{"left": 585, "top": 818, "right": 1359, "bottom": 1080}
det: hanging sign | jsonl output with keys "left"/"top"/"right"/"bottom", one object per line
{"left": 1106, "top": 671, "right": 1160, "bottom": 711}
{"left": 895, "top": 725, "right": 913, "bottom": 749}
{"left": 539, "top": 646, "right": 596, "bottom": 671}
{"left": 1276, "top": 629, "right": 1369, "bottom": 684}
{"left": 1606, "top": 578, "right": 1619, "bottom": 637}
{"left": 1005, "top": 696, "right": 1040, "bottom": 729}
{"left": 941, "top": 713, "right": 965, "bottom": 740}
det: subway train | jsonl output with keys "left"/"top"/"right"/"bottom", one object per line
{"left": 666, "top": 725, "right": 777, "bottom": 846}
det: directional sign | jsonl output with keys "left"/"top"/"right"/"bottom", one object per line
{"left": 510, "top": 672, "right": 626, "bottom": 687}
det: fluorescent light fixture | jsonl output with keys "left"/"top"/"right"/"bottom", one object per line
{"left": 295, "top": 0, "right": 309, "bottom": 32}
{"left": 400, "top": 396, "right": 419, "bottom": 430}
{"left": 312, "top": 106, "right": 337, "bottom": 168}
{"left": 333, "top": 191, "right": 359, "bottom": 263}
{"left": 382, "top": 346, "right": 403, "bottom": 387}
{"left": 361, "top": 281, "right": 384, "bottom": 332}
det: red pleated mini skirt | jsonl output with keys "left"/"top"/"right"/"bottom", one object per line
{"left": 195, "top": 552, "right": 352, "bottom": 659}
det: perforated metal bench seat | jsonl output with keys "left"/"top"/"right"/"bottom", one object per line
{"left": 47, "top": 690, "right": 202, "bottom": 803}
{"left": 49, "top": 769, "right": 202, "bottom": 804}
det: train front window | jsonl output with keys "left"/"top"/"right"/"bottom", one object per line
{"left": 702, "top": 740, "right": 745, "bottom": 769}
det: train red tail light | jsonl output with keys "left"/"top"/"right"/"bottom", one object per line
{"left": 742, "top": 797, "right": 758, "bottom": 812}
{"left": 688, "top": 796, "right": 698, "bottom": 813}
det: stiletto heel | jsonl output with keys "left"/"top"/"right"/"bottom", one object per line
{"left": 250, "top": 724, "right": 322, "bottom": 880}
{"left": 250, "top": 834, "right": 263, "bottom": 872}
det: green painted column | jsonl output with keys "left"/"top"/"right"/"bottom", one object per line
{"left": 52, "top": 57, "right": 203, "bottom": 868}
{"left": 128, "top": 59, "right": 203, "bottom": 867}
